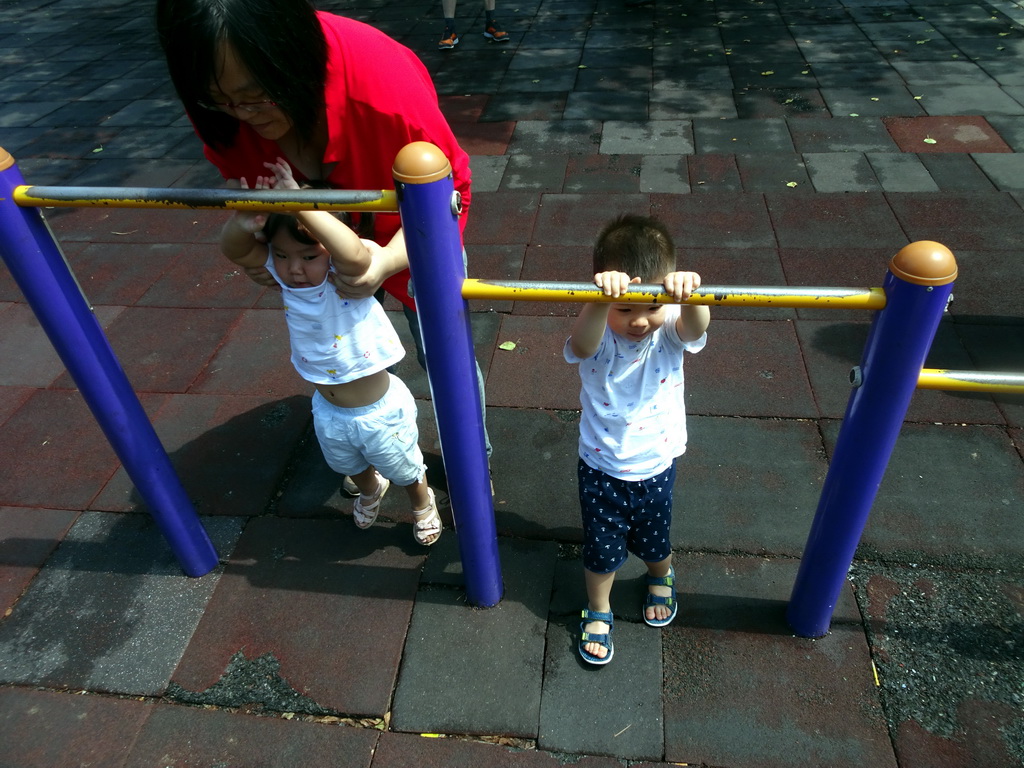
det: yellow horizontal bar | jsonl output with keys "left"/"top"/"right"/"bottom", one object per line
{"left": 462, "top": 279, "right": 886, "bottom": 310}
{"left": 13, "top": 185, "right": 398, "bottom": 212}
{"left": 917, "top": 369, "right": 1024, "bottom": 394}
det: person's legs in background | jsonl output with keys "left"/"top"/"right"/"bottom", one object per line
{"left": 439, "top": 0, "right": 509, "bottom": 49}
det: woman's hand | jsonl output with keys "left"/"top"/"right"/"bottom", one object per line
{"left": 233, "top": 175, "right": 274, "bottom": 235}
{"left": 243, "top": 264, "right": 280, "bottom": 289}
{"left": 329, "top": 239, "right": 393, "bottom": 299}
{"left": 263, "top": 157, "right": 300, "bottom": 190}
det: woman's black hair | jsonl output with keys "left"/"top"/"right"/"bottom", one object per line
{"left": 593, "top": 215, "right": 676, "bottom": 282}
{"left": 156, "top": 0, "right": 327, "bottom": 150}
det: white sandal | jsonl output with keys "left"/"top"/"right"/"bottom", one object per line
{"left": 412, "top": 488, "right": 442, "bottom": 546}
{"left": 353, "top": 472, "right": 390, "bottom": 529}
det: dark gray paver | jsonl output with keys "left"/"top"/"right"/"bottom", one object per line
{"left": 564, "top": 153, "right": 644, "bottom": 193}
{"left": 0, "top": 512, "right": 243, "bottom": 694}
{"left": 170, "top": 518, "right": 424, "bottom": 717}
{"left": 952, "top": 321, "right": 1024, "bottom": 428}
{"left": 662, "top": 554, "right": 896, "bottom": 768}
{"left": 687, "top": 153, "right": 743, "bottom": 191}
{"left": 920, "top": 84, "right": 1024, "bottom": 115}
{"left": 639, "top": 155, "right": 691, "bottom": 193}
{"left": 650, "top": 89, "right": 738, "bottom": 119}
{"left": 498, "top": 153, "right": 569, "bottom": 192}
{"left": 92, "top": 393, "right": 312, "bottom": 518}
{"left": 890, "top": 60, "right": 1002, "bottom": 86}
{"left": 392, "top": 538, "right": 557, "bottom": 737}
{"left": 985, "top": 115, "right": 1024, "bottom": 150}
{"left": 469, "top": 154, "right": 510, "bottom": 192}
{"left": 693, "top": 117, "right": 796, "bottom": 153}
{"left": 128, "top": 702, "right": 379, "bottom": 767}
{"left": 866, "top": 152, "right": 941, "bottom": 192}
{"left": 686, "top": 318, "right": 819, "bottom": 419}
{"left": 735, "top": 152, "right": 812, "bottom": 193}
{"left": 805, "top": 152, "right": 883, "bottom": 192}
{"left": 788, "top": 116, "right": 899, "bottom": 152}
{"left": 681, "top": 416, "right": 829, "bottom": 556}
{"left": 599, "top": 120, "right": 694, "bottom": 155}
{"left": 971, "top": 152, "right": 1024, "bottom": 190}
{"left": 549, "top": 556, "right": 653, "bottom": 623}
{"left": 508, "top": 120, "right": 603, "bottom": 154}
{"left": 538, "top": 617, "right": 663, "bottom": 760}
{"left": 485, "top": 407, "right": 581, "bottom": 541}
{"left": 819, "top": 85, "right": 927, "bottom": 117}
{"left": 854, "top": 563, "right": 1024, "bottom": 768}
{"left": 734, "top": 87, "right": 830, "bottom": 119}
{"left": 917, "top": 153, "right": 997, "bottom": 191}
{"left": 820, "top": 421, "right": 1024, "bottom": 569}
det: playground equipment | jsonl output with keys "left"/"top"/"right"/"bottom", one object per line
{"left": 466, "top": 243, "right": 959, "bottom": 637}
{"left": 2, "top": 142, "right": 1021, "bottom": 627}
{"left": 0, "top": 142, "right": 501, "bottom": 607}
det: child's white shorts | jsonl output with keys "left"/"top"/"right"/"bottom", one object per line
{"left": 311, "top": 373, "right": 425, "bottom": 486}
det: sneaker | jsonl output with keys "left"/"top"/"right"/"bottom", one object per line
{"left": 438, "top": 32, "right": 459, "bottom": 50}
{"left": 341, "top": 475, "right": 359, "bottom": 497}
{"left": 483, "top": 24, "right": 509, "bottom": 42}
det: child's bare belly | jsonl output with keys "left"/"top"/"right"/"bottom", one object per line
{"left": 314, "top": 369, "right": 390, "bottom": 408}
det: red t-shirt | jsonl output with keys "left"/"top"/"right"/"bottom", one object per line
{"left": 202, "top": 12, "right": 471, "bottom": 309}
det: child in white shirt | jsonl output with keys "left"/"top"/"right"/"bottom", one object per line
{"left": 220, "top": 158, "right": 441, "bottom": 546}
{"left": 564, "top": 214, "right": 711, "bottom": 664}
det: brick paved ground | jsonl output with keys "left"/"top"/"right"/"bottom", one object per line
{"left": 1, "top": 0, "right": 1022, "bottom": 765}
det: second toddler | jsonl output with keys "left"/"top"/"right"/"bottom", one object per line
{"left": 220, "top": 158, "right": 442, "bottom": 546}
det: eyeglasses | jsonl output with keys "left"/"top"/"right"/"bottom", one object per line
{"left": 195, "top": 99, "right": 278, "bottom": 114}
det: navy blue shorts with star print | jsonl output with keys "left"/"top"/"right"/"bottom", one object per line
{"left": 578, "top": 459, "right": 676, "bottom": 574}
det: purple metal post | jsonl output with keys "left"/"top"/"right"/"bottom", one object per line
{"left": 787, "top": 241, "right": 957, "bottom": 637}
{"left": 393, "top": 143, "right": 503, "bottom": 607}
{"left": 0, "top": 148, "right": 218, "bottom": 577}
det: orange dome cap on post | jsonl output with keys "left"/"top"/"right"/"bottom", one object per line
{"left": 393, "top": 142, "right": 451, "bottom": 185}
{"left": 0, "top": 147, "right": 13, "bottom": 172}
{"left": 889, "top": 240, "right": 958, "bottom": 286}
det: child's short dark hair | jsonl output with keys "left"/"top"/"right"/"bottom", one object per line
{"left": 593, "top": 215, "right": 675, "bottom": 282}
{"left": 262, "top": 180, "right": 374, "bottom": 244}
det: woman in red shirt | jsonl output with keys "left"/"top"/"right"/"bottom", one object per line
{"left": 156, "top": 0, "right": 491, "bottom": 471}
{"left": 157, "top": 0, "right": 471, "bottom": 311}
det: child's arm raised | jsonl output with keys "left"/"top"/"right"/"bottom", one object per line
{"left": 663, "top": 271, "right": 711, "bottom": 342}
{"left": 569, "top": 271, "right": 636, "bottom": 358}
{"left": 220, "top": 175, "right": 274, "bottom": 276}
{"left": 265, "top": 158, "right": 375, "bottom": 278}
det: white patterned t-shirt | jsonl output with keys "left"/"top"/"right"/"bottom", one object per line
{"left": 564, "top": 304, "right": 706, "bottom": 480}
{"left": 266, "top": 250, "right": 404, "bottom": 385}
